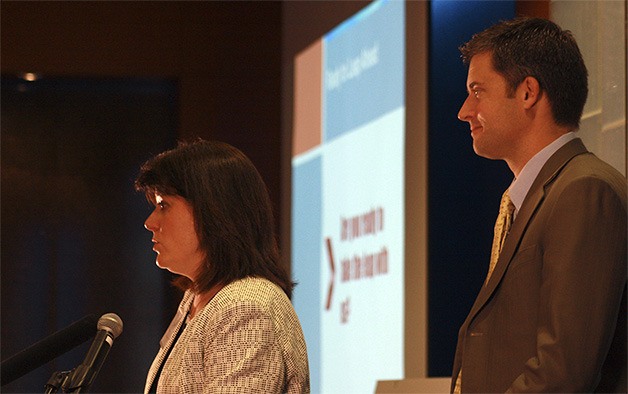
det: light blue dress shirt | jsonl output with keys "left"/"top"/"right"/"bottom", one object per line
{"left": 508, "top": 132, "right": 578, "bottom": 219}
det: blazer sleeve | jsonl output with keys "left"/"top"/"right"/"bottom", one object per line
{"left": 508, "top": 176, "right": 627, "bottom": 392}
{"left": 203, "top": 300, "right": 287, "bottom": 394}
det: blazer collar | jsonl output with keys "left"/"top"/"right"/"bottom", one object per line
{"left": 466, "top": 138, "right": 589, "bottom": 319}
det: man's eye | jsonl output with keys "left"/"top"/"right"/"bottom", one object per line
{"left": 473, "top": 90, "right": 480, "bottom": 98}
{"left": 157, "top": 202, "right": 166, "bottom": 209}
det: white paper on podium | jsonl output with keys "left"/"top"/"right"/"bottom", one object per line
{"left": 376, "top": 377, "right": 451, "bottom": 393}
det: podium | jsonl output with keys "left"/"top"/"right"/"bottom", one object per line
{"left": 376, "top": 377, "right": 451, "bottom": 393}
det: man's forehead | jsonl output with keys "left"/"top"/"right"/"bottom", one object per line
{"left": 468, "top": 52, "right": 494, "bottom": 72}
{"left": 467, "top": 53, "right": 496, "bottom": 82}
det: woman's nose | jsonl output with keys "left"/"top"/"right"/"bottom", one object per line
{"left": 144, "top": 211, "right": 158, "bottom": 232}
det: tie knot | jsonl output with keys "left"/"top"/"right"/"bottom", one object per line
{"left": 500, "top": 190, "right": 515, "bottom": 215}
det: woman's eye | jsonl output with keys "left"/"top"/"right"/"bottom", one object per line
{"left": 157, "top": 201, "right": 166, "bottom": 209}
{"left": 473, "top": 90, "right": 480, "bottom": 98}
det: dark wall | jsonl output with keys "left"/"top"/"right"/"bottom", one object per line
{"left": 1, "top": 76, "right": 178, "bottom": 392}
{"left": 1, "top": 1, "right": 282, "bottom": 224}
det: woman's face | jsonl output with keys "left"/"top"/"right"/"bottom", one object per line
{"left": 144, "top": 193, "right": 205, "bottom": 280}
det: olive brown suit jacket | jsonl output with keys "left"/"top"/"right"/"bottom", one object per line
{"left": 451, "top": 138, "right": 627, "bottom": 393}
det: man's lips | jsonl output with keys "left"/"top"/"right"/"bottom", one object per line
{"left": 470, "top": 126, "right": 483, "bottom": 136}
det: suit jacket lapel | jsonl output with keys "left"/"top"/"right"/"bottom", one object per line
{"left": 465, "top": 138, "right": 589, "bottom": 321}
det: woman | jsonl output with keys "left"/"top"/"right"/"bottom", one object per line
{"left": 135, "top": 139, "right": 310, "bottom": 393}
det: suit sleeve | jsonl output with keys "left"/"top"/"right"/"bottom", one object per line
{"left": 508, "top": 176, "right": 627, "bottom": 392}
{"left": 203, "top": 300, "right": 286, "bottom": 394}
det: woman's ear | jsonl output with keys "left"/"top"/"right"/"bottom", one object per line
{"left": 520, "top": 76, "right": 541, "bottom": 109}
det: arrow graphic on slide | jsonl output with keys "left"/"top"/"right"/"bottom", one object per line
{"left": 325, "top": 237, "right": 335, "bottom": 311}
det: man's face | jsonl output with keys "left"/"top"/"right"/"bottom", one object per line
{"left": 458, "top": 52, "right": 525, "bottom": 161}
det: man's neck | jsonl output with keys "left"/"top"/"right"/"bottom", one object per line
{"left": 506, "top": 125, "right": 574, "bottom": 177}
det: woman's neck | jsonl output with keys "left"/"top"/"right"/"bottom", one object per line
{"left": 189, "top": 283, "right": 224, "bottom": 319}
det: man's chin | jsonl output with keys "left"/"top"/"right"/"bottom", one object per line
{"left": 472, "top": 142, "right": 499, "bottom": 161}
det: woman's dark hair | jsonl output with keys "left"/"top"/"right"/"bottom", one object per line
{"left": 135, "top": 139, "right": 294, "bottom": 297}
{"left": 459, "top": 17, "right": 588, "bottom": 129}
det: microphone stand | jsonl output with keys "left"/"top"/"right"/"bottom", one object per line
{"left": 43, "top": 367, "right": 90, "bottom": 393}
{"left": 61, "top": 366, "right": 91, "bottom": 393}
{"left": 44, "top": 370, "right": 71, "bottom": 394}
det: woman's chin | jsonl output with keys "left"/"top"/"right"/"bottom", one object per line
{"left": 155, "top": 259, "right": 169, "bottom": 270}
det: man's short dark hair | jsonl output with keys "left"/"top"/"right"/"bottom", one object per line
{"left": 460, "top": 17, "right": 588, "bottom": 129}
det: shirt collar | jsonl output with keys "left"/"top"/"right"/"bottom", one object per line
{"left": 509, "top": 132, "right": 577, "bottom": 212}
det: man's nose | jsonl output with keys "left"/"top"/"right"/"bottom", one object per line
{"left": 457, "top": 96, "right": 474, "bottom": 122}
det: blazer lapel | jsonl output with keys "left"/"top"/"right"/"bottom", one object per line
{"left": 144, "top": 291, "right": 193, "bottom": 393}
{"left": 465, "top": 138, "right": 589, "bottom": 321}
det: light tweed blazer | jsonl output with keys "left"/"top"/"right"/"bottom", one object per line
{"left": 144, "top": 277, "right": 310, "bottom": 393}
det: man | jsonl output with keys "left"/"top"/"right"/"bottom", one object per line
{"left": 452, "top": 17, "right": 626, "bottom": 393}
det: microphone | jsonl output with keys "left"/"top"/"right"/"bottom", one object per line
{"left": 64, "top": 313, "right": 123, "bottom": 393}
{"left": 1, "top": 314, "right": 98, "bottom": 386}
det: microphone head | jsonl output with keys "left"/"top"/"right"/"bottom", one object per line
{"left": 97, "top": 313, "right": 123, "bottom": 339}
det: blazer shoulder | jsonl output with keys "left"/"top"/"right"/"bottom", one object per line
{"left": 554, "top": 152, "right": 626, "bottom": 199}
{"left": 536, "top": 139, "right": 626, "bottom": 197}
{"left": 205, "top": 277, "right": 292, "bottom": 316}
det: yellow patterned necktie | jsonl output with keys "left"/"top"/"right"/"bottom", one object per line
{"left": 454, "top": 190, "right": 515, "bottom": 394}
{"left": 485, "top": 189, "right": 515, "bottom": 284}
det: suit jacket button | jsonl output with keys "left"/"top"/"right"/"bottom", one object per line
{"left": 470, "top": 332, "right": 484, "bottom": 337}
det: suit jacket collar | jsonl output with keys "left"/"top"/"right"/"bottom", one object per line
{"left": 466, "top": 138, "right": 589, "bottom": 321}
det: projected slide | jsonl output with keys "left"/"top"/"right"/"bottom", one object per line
{"left": 291, "top": 1, "right": 405, "bottom": 392}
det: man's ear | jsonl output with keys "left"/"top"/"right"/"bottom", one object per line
{"left": 520, "top": 76, "right": 541, "bottom": 109}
